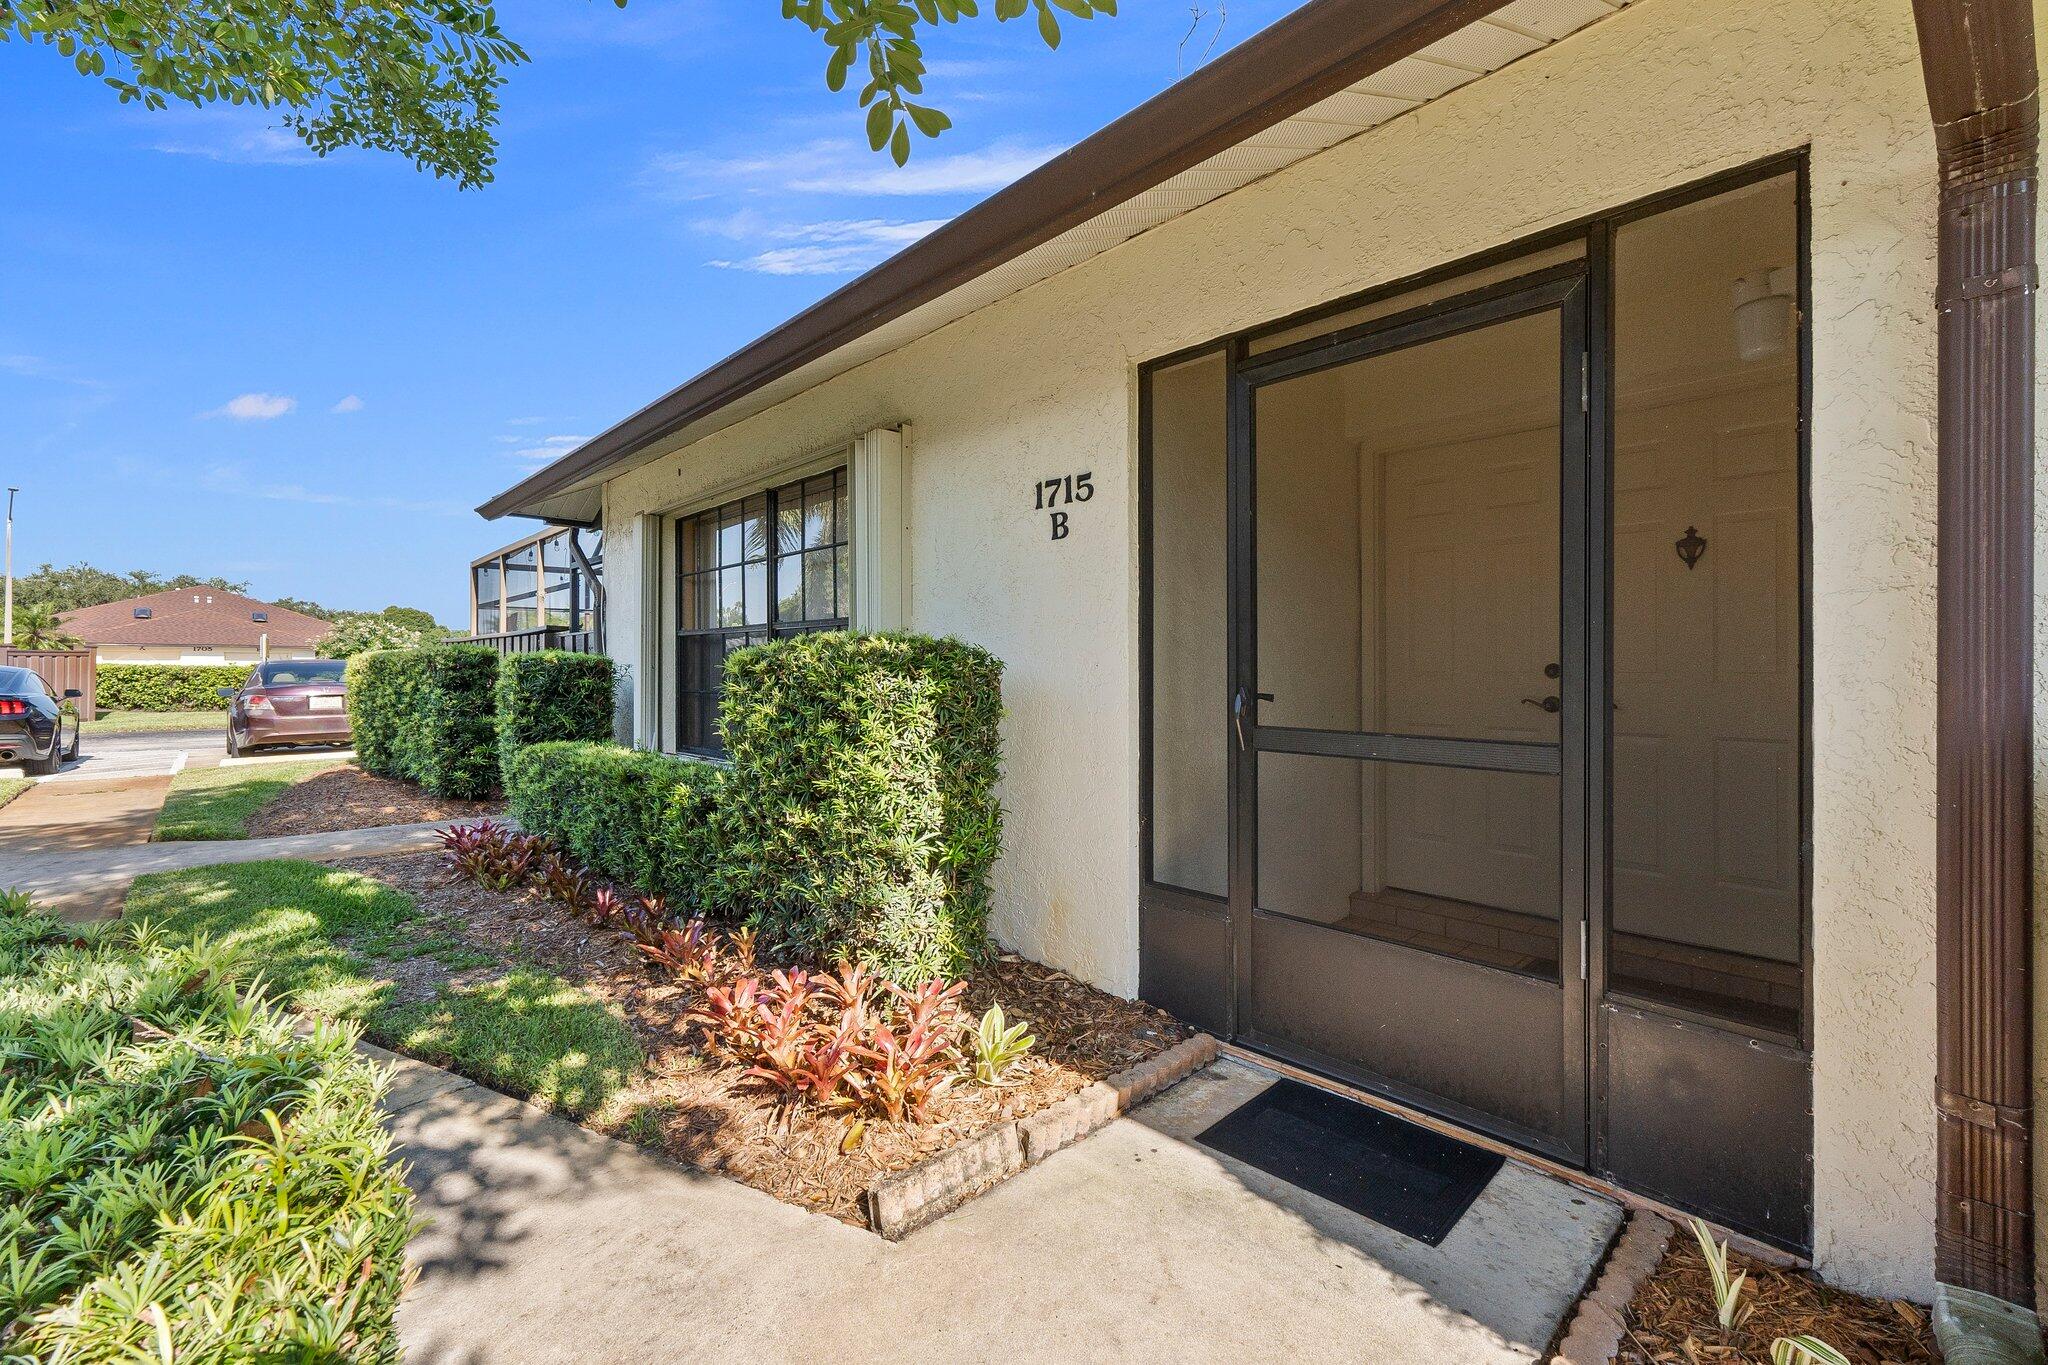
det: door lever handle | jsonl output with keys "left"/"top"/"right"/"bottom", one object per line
{"left": 1520, "top": 696, "right": 1562, "bottom": 714}
{"left": 1233, "top": 688, "right": 1249, "bottom": 751}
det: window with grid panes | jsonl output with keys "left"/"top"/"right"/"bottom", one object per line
{"left": 674, "top": 467, "right": 849, "bottom": 753}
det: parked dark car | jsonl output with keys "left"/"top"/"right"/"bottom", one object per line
{"left": 219, "top": 659, "right": 352, "bottom": 757}
{"left": 0, "top": 665, "right": 82, "bottom": 775}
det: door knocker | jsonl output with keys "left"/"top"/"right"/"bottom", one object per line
{"left": 1675, "top": 525, "right": 1707, "bottom": 570}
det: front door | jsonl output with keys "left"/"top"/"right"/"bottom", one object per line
{"left": 1138, "top": 163, "right": 1813, "bottom": 1250}
{"left": 1229, "top": 273, "right": 1590, "bottom": 1161}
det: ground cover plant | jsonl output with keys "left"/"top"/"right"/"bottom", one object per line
{"left": 152, "top": 759, "right": 342, "bottom": 841}
{"left": 0, "top": 778, "right": 28, "bottom": 813}
{"left": 325, "top": 819, "right": 1185, "bottom": 1223}
{"left": 0, "top": 889, "right": 414, "bottom": 1359}
{"left": 1618, "top": 1219, "right": 1935, "bottom": 1363}
{"left": 126, "top": 860, "right": 643, "bottom": 1119}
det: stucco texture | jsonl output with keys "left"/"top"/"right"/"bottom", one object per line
{"left": 601, "top": 0, "right": 1943, "bottom": 1298}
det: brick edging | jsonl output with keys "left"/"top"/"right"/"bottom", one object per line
{"left": 865, "top": 1032, "right": 1219, "bottom": 1239}
{"left": 1550, "top": 1210, "right": 1673, "bottom": 1364}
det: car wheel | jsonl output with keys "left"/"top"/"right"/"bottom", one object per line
{"left": 226, "top": 726, "right": 242, "bottom": 759}
{"left": 64, "top": 729, "right": 80, "bottom": 762}
{"left": 27, "top": 740, "right": 60, "bottom": 776}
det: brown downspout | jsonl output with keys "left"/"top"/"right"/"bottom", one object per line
{"left": 1912, "top": 0, "right": 2040, "bottom": 1318}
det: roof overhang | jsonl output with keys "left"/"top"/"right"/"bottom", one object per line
{"left": 482, "top": 0, "right": 1628, "bottom": 523}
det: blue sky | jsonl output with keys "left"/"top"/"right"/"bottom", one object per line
{"left": 0, "top": 0, "right": 1289, "bottom": 626}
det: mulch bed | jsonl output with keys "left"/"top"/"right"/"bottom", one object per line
{"left": 244, "top": 767, "right": 502, "bottom": 838}
{"left": 334, "top": 849, "right": 1190, "bottom": 1225}
{"left": 1618, "top": 1232, "right": 1938, "bottom": 1363}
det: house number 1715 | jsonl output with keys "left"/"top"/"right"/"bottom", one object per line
{"left": 1034, "top": 471, "right": 1094, "bottom": 540}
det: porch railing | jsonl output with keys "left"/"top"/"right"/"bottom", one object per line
{"left": 467, "top": 626, "right": 601, "bottom": 658}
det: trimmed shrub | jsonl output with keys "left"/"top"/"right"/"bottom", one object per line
{"left": 504, "top": 741, "right": 724, "bottom": 904}
{"left": 495, "top": 650, "right": 616, "bottom": 771}
{"left": 713, "top": 632, "right": 1004, "bottom": 981}
{"left": 346, "top": 645, "right": 501, "bottom": 797}
{"left": 0, "top": 896, "right": 413, "bottom": 1357}
{"left": 97, "top": 662, "right": 247, "bottom": 711}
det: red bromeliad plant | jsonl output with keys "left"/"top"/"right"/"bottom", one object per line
{"left": 436, "top": 819, "right": 546, "bottom": 891}
{"left": 850, "top": 1015, "right": 958, "bottom": 1123}
{"left": 688, "top": 977, "right": 765, "bottom": 1058}
{"left": 585, "top": 887, "right": 628, "bottom": 928}
{"left": 638, "top": 917, "right": 718, "bottom": 981}
{"left": 538, "top": 853, "right": 592, "bottom": 913}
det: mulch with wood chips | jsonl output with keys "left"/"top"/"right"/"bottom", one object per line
{"left": 335, "top": 850, "right": 1190, "bottom": 1225}
{"left": 1619, "top": 1233, "right": 1938, "bottom": 1364}
{"left": 244, "top": 767, "right": 502, "bottom": 838}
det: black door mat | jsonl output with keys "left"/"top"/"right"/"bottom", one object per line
{"left": 1194, "top": 1078, "right": 1505, "bottom": 1246}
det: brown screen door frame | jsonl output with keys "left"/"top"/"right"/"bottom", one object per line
{"left": 1224, "top": 265, "right": 1595, "bottom": 1164}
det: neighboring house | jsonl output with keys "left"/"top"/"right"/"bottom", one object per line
{"left": 479, "top": 0, "right": 2047, "bottom": 1330}
{"left": 468, "top": 524, "right": 604, "bottom": 644}
{"left": 60, "top": 589, "right": 329, "bottom": 664}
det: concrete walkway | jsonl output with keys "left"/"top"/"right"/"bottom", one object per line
{"left": 0, "top": 819, "right": 457, "bottom": 921}
{"left": 383, "top": 1049, "right": 1621, "bottom": 1364}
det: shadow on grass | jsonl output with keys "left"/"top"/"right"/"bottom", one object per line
{"left": 127, "top": 859, "right": 644, "bottom": 1119}
{"left": 153, "top": 762, "right": 337, "bottom": 841}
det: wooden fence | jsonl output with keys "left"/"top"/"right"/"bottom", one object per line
{"left": 2, "top": 647, "right": 97, "bottom": 721}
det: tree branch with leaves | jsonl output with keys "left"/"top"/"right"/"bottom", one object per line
{"left": 5, "top": 0, "right": 1118, "bottom": 185}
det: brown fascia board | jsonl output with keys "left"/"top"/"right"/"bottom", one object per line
{"left": 478, "top": 0, "right": 1511, "bottom": 520}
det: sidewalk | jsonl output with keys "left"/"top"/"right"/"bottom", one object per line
{"left": 381, "top": 1047, "right": 1620, "bottom": 1364}
{"left": 0, "top": 819, "right": 458, "bottom": 921}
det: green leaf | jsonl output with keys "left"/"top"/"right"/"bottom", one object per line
{"left": 890, "top": 119, "right": 910, "bottom": 164}
{"left": 906, "top": 102, "right": 950, "bottom": 137}
{"left": 865, "top": 98, "right": 893, "bottom": 150}
{"left": 825, "top": 44, "right": 851, "bottom": 90}
{"left": 1035, "top": 1, "right": 1060, "bottom": 48}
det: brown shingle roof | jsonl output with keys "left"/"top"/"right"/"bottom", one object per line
{"left": 59, "top": 590, "right": 332, "bottom": 649}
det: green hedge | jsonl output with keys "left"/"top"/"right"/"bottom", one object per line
{"left": 97, "top": 662, "right": 248, "bottom": 711}
{"left": 714, "top": 632, "right": 1004, "bottom": 981}
{"left": 0, "top": 896, "right": 413, "bottom": 1358}
{"left": 504, "top": 741, "right": 723, "bottom": 905}
{"left": 495, "top": 651, "right": 615, "bottom": 771}
{"left": 346, "top": 645, "right": 501, "bottom": 798}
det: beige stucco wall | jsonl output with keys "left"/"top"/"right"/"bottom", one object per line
{"left": 93, "top": 646, "right": 317, "bottom": 665}
{"left": 602, "top": 0, "right": 1943, "bottom": 1297}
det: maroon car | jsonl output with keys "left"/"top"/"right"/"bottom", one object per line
{"left": 219, "top": 659, "right": 351, "bottom": 757}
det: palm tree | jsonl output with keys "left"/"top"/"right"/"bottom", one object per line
{"left": 9, "top": 602, "right": 82, "bottom": 650}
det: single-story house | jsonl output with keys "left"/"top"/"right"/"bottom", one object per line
{"left": 61, "top": 589, "right": 328, "bottom": 664}
{"left": 480, "top": 0, "right": 2046, "bottom": 1338}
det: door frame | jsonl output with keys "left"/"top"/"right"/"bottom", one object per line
{"left": 1135, "top": 149, "right": 1815, "bottom": 1248}
{"left": 1227, "top": 266, "right": 1593, "bottom": 1164}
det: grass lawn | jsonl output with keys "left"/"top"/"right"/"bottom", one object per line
{"left": 0, "top": 776, "right": 29, "bottom": 811}
{"left": 125, "top": 860, "right": 645, "bottom": 1117}
{"left": 80, "top": 708, "right": 226, "bottom": 735}
{"left": 153, "top": 759, "right": 342, "bottom": 840}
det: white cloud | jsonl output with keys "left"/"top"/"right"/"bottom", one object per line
{"left": 508, "top": 434, "right": 590, "bottom": 466}
{"left": 505, "top": 415, "right": 545, "bottom": 426}
{"left": 647, "top": 137, "right": 1064, "bottom": 200}
{"left": 330, "top": 394, "right": 364, "bottom": 414}
{"left": 204, "top": 392, "right": 297, "bottom": 421}
{"left": 701, "top": 214, "right": 949, "bottom": 276}
{"left": 0, "top": 353, "right": 107, "bottom": 389}
{"left": 198, "top": 463, "right": 466, "bottom": 517}
{"left": 149, "top": 121, "right": 316, "bottom": 167}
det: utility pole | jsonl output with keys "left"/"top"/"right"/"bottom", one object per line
{"left": 3, "top": 488, "right": 16, "bottom": 648}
